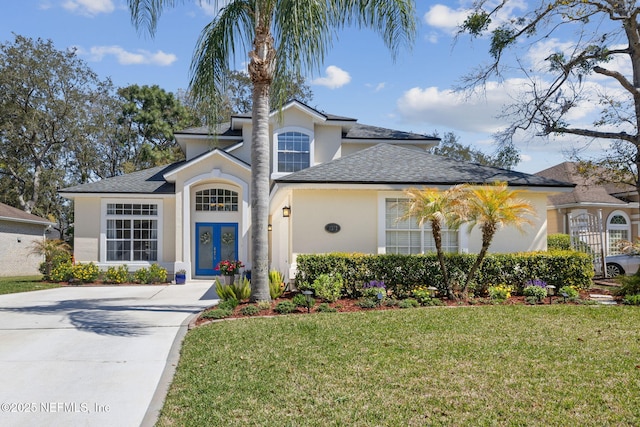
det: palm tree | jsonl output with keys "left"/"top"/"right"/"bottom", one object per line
{"left": 127, "top": 0, "right": 416, "bottom": 301}
{"left": 461, "top": 182, "right": 536, "bottom": 300}
{"left": 30, "top": 239, "right": 71, "bottom": 278}
{"left": 402, "top": 186, "right": 465, "bottom": 299}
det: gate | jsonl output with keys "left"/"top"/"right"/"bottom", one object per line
{"left": 568, "top": 211, "right": 607, "bottom": 278}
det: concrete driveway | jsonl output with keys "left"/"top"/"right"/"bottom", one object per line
{"left": 0, "top": 282, "right": 218, "bottom": 427}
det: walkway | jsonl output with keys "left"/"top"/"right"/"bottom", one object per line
{"left": 0, "top": 282, "right": 217, "bottom": 427}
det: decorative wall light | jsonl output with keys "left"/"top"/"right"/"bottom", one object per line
{"left": 282, "top": 206, "right": 291, "bottom": 217}
{"left": 268, "top": 224, "right": 272, "bottom": 231}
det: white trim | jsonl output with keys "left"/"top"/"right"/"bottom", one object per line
{"left": 99, "top": 198, "right": 163, "bottom": 265}
{"left": 376, "top": 191, "right": 463, "bottom": 255}
{"left": 0, "top": 216, "right": 55, "bottom": 227}
{"left": 182, "top": 169, "right": 250, "bottom": 280}
{"left": 606, "top": 210, "right": 631, "bottom": 255}
{"left": 271, "top": 126, "right": 315, "bottom": 179}
{"left": 163, "top": 149, "right": 250, "bottom": 182}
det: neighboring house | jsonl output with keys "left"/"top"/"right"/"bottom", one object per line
{"left": 60, "top": 100, "right": 572, "bottom": 282}
{"left": 0, "top": 202, "right": 55, "bottom": 276}
{"left": 535, "top": 161, "right": 639, "bottom": 255}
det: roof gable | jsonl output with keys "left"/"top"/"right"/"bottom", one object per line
{"left": 535, "top": 161, "right": 631, "bottom": 205}
{"left": 277, "top": 144, "right": 572, "bottom": 187}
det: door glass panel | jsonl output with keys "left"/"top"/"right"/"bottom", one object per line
{"left": 220, "top": 226, "right": 237, "bottom": 261}
{"left": 198, "top": 225, "right": 214, "bottom": 271}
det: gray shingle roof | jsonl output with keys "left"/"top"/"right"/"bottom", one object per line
{"left": 0, "top": 202, "right": 54, "bottom": 225}
{"left": 535, "top": 161, "right": 630, "bottom": 205}
{"left": 61, "top": 163, "right": 181, "bottom": 194}
{"left": 343, "top": 123, "right": 438, "bottom": 141}
{"left": 276, "top": 144, "right": 573, "bottom": 187}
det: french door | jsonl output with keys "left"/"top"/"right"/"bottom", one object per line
{"left": 195, "top": 223, "right": 238, "bottom": 276}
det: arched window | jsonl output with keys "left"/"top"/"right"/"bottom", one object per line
{"left": 195, "top": 188, "right": 238, "bottom": 212}
{"left": 277, "top": 131, "right": 310, "bottom": 173}
{"left": 607, "top": 211, "right": 630, "bottom": 255}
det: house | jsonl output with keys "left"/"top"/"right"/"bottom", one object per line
{"left": 0, "top": 202, "right": 55, "bottom": 276}
{"left": 535, "top": 161, "right": 639, "bottom": 255}
{"left": 60, "top": 100, "right": 573, "bottom": 282}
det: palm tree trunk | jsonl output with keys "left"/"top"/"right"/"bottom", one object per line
{"left": 462, "top": 224, "right": 495, "bottom": 300}
{"left": 248, "top": 23, "right": 275, "bottom": 302}
{"left": 249, "top": 81, "right": 271, "bottom": 302}
{"left": 431, "top": 220, "right": 453, "bottom": 299}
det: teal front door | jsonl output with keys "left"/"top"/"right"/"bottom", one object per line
{"left": 195, "top": 223, "right": 238, "bottom": 276}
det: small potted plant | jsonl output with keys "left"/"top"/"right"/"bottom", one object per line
{"left": 175, "top": 269, "right": 187, "bottom": 285}
{"left": 215, "top": 260, "right": 244, "bottom": 285}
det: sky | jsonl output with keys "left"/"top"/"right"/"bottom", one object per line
{"left": 0, "top": 1, "right": 619, "bottom": 174}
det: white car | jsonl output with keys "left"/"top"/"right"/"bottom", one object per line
{"left": 605, "top": 254, "right": 640, "bottom": 277}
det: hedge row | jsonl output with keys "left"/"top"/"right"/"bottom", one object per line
{"left": 294, "top": 251, "right": 593, "bottom": 298}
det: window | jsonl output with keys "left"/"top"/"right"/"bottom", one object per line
{"left": 277, "top": 131, "right": 310, "bottom": 173}
{"left": 195, "top": 188, "right": 238, "bottom": 211}
{"left": 385, "top": 198, "right": 458, "bottom": 254}
{"left": 607, "top": 212, "right": 630, "bottom": 255}
{"left": 106, "top": 203, "right": 158, "bottom": 261}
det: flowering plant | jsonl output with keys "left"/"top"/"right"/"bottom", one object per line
{"left": 361, "top": 280, "right": 386, "bottom": 299}
{"left": 215, "top": 260, "right": 244, "bottom": 276}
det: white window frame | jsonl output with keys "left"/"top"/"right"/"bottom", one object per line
{"left": 100, "top": 199, "right": 163, "bottom": 265}
{"left": 607, "top": 210, "right": 631, "bottom": 256}
{"left": 195, "top": 188, "right": 239, "bottom": 212}
{"left": 377, "top": 193, "right": 460, "bottom": 254}
{"left": 271, "top": 127, "right": 314, "bottom": 179}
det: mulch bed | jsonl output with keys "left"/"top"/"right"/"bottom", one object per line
{"left": 194, "top": 286, "right": 619, "bottom": 327}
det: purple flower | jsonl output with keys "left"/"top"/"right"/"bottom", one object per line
{"left": 526, "top": 279, "right": 547, "bottom": 288}
{"left": 364, "top": 280, "right": 385, "bottom": 289}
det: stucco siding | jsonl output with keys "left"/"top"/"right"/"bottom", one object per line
{"left": 291, "top": 190, "right": 378, "bottom": 255}
{"left": 0, "top": 220, "right": 46, "bottom": 276}
{"left": 73, "top": 197, "right": 101, "bottom": 262}
{"left": 466, "top": 192, "right": 549, "bottom": 253}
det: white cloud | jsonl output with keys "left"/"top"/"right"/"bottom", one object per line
{"left": 396, "top": 79, "right": 528, "bottom": 134}
{"left": 199, "top": 1, "right": 228, "bottom": 17}
{"left": 312, "top": 66, "right": 351, "bottom": 89}
{"left": 80, "top": 45, "right": 177, "bottom": 66}
{"left": 366, "top": 82, "right": 386, "bottom": 92}
{"left": 63, "top": 0, "right": 114, "bottom": 16}
{"left": 425, "top": 1, "right": 528, "bottom": 34}
{"left": 424, "top": 4, "right": 469, "bottom": 32}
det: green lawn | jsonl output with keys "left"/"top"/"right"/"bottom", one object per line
{"left": 159, "top": 305, "right": 640, "bottom": 426}
{"left": 0, "top": 276, "right": 61, "bottom": 295}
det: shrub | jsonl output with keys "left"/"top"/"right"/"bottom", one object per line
{"left": 201, "top": 308, "right": 232, "bottom": 320}
{"left": 295, "top": 251, "right": 593, "bottom": 299}
{"left": 104, "top": 265, "right": 130, "bottom": 284}
{"left": 39, "top": 250, "right": 72, "bottom": 281}
{"left": 412, "top": 286, "right": 437, "bottom": 306}
{"left": 240, "top": 305, "right": 260, "bottom": 316}
{"left": 148, "top": 263, "right": 167, "bottom": 283}
{"left": 269, "top": 270, "right": 285, "bottom": 299}
{"left": 256, "top": 300, "right": 271, "bottom": 311}
{"left": 623, "top": 294, "right": 640, "bottom": 305}
{"left": 548, "top": 233, "right": 571, "bottom": 251}
{"left": 274, "top": 300, "right": 296, "bottom": 314}
{"left": 356, "top": 298, "right": 378, "bottom": 309}
{"left": 218, "top": 299, "right": 239, "bottom": 311}
{"left": 50, "top": 261, "right": 74, "bottom": 282}
{"left": 134, "top": 264, "right": 168, "bottom": 284}
{"left": 312, "top": 273, "right": 343, "bottom": 302}
{"left": 488, "top": 284, "right": 512, "bottom": 302}
{"left": 559, "top": 285, "right": 580, "bottom": 301}
{"left": 523, "top": 283, "right": 547, "bottom": 301}
{"left": 398, "top": 298, "right": 419, "bottom": 309}
{"left": 316, "top": 303, "right": 337, "bottom": 313}
{"left": 615, "top": 274, "right": 640, "bottom": 297}
{"left": 292, "top": 293, "right": 316, "bottom": 309}
{"left": 71, "top": 262, "right": 100, "bottom": 283}
{"left": 215, "top": 277, "right": 251, "bottom": 302}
